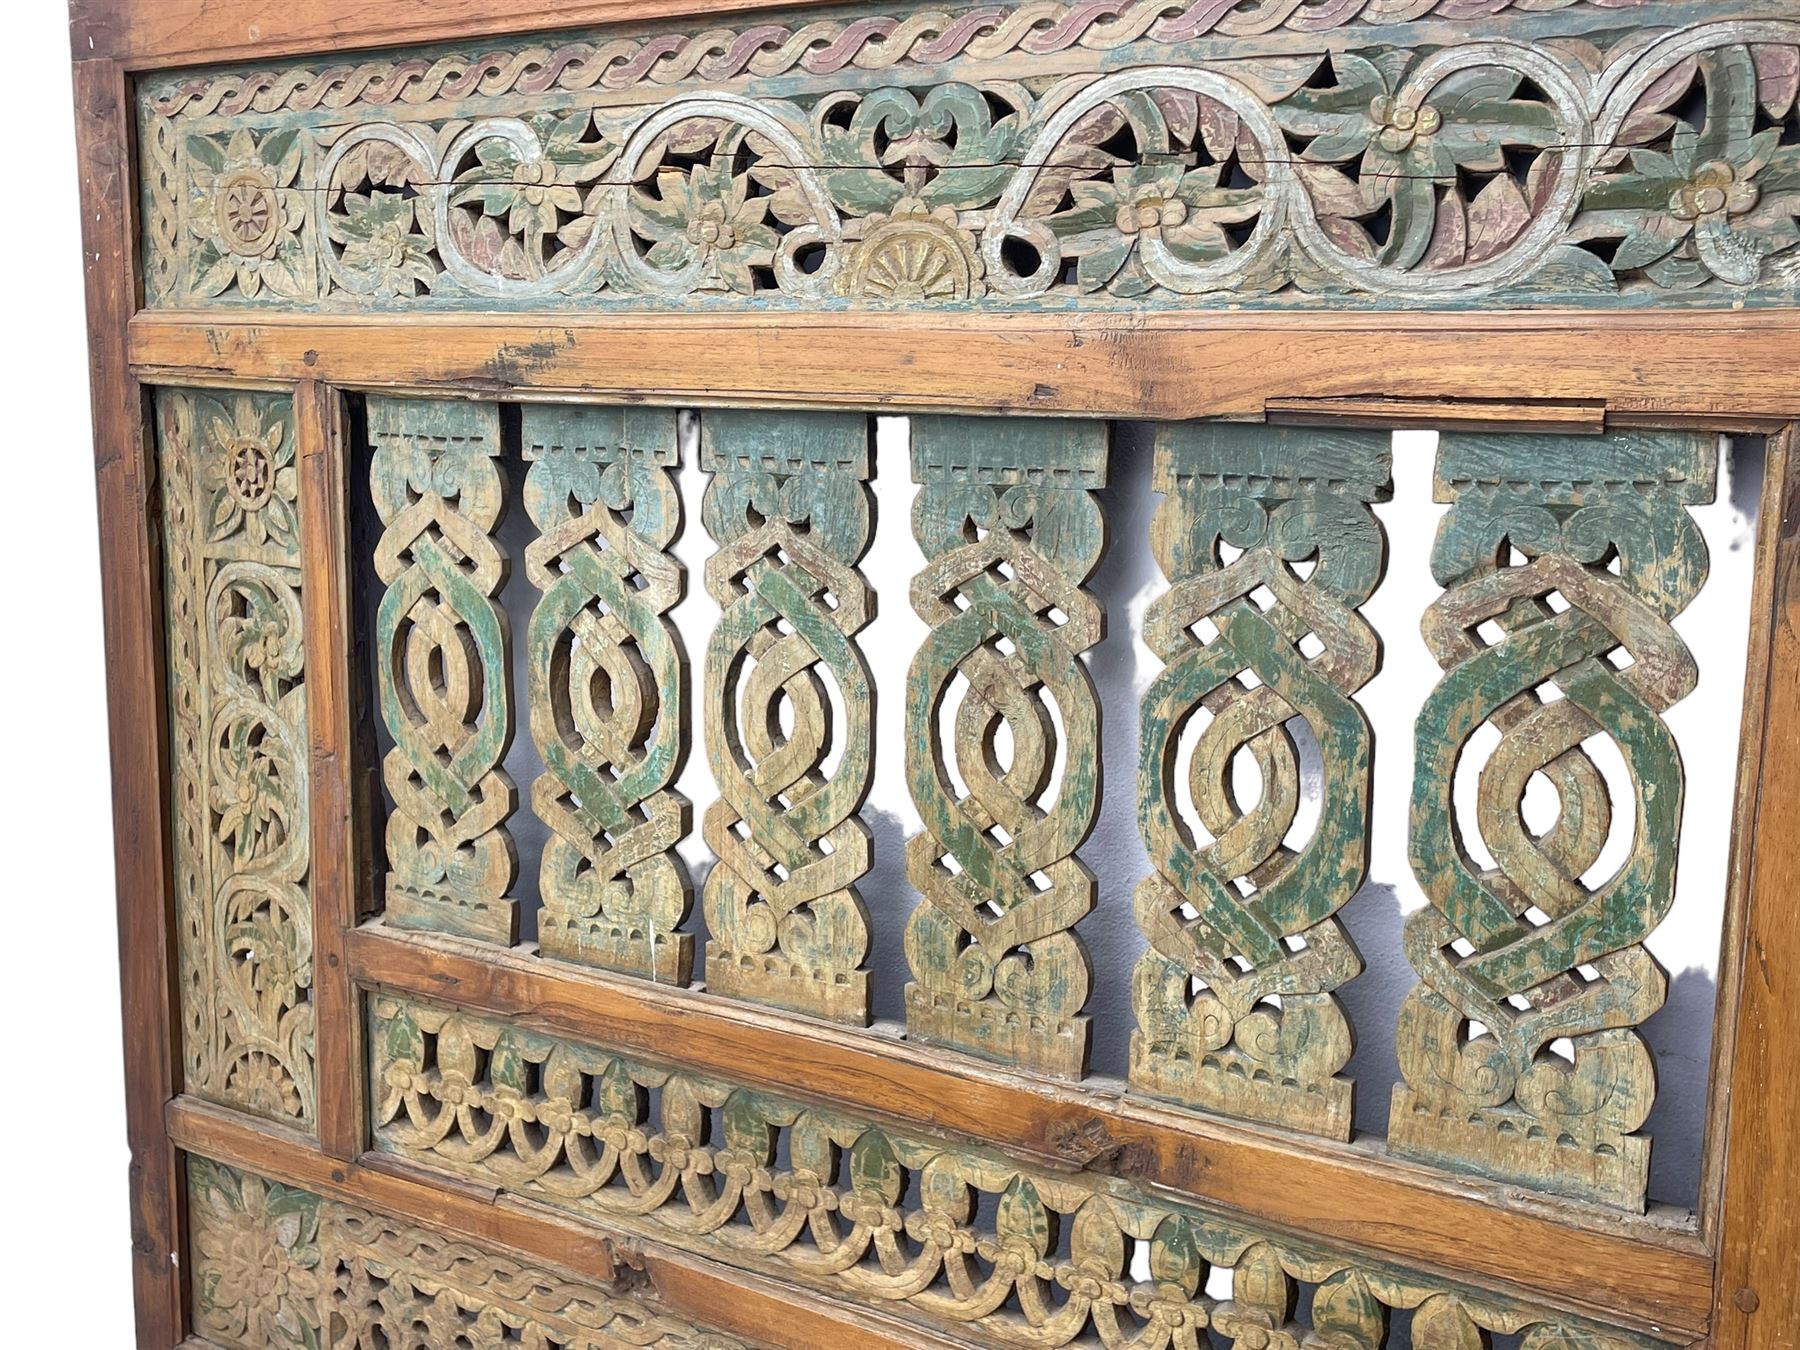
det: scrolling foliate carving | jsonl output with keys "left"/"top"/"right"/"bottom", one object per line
{"left": 369, "top": 397, "right": 518, "bottom": 945}
{"left": 158, "top": 388, "right": 315, "bottom": 1127}
{"left": 524, "top": 406, "right": 692, "bottom": 982}
{"left": 369, "top": 993, "right": 1670, "bottom": 1350}
{"left": 699, "top": 412, "right": 876, "bottom": 1024}
{"left": 187, "top": 1157, "right": 753, "bottom": 1349}
{"left": 1392, "top": 431, "right": 1715, "bottom": 1211}
{"left": 1131, "top": 426, "right": 1389, "bottom": 1140}
{"left": 904, "top": 417, "right": 1108, "bottom": 1079}
{"left": 142, "top": 13, "right": 1800, "bottom": 312}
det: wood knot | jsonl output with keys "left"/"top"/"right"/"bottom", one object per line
{"left": 1046, "top": 1117, "right": 1122, "bottom": 1170}
{"left": 1733, "top": 1287, "right": 1760, "bottom": 1315}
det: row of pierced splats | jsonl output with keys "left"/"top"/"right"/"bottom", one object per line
{"left": 356, "top": 396, "right": 1714, "bottom": 1212}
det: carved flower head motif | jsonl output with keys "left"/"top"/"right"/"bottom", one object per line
{"left": 193, "top": 1163, "right": 320, "bottom": 1348}
{"left": 1369, "top": 94, "right": 1442, "bottom": 153}
{"left": 631, "top": 158, "right": 778, "bottom": 295}
{"left": 188, "top": 128, "right": 310, "bottom": 300}
{"left": 330, "top": 191, "right": 439, "bottom": 297}
{"left": 211, "top": 711, "right": 293, "bottom": 864}
{"left": 1668, "top": 158, "right": 1760, "bottom": 222}
{"left": 204, "top": 396, "right": 297, "bottom": 549}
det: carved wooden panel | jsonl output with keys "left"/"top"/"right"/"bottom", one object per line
{"left": 370, "top": 992, "right": 1669, "bottom": 1350}
{"left": 157, "top": 388, "right": 316, "bottom": 1126}
{"left": 139, "top": 9, "right": 1800, "bottom": 314}
{"left": 1132, "top": 425, "right": 1389, "bottom": 1140}
{"left": 1392, "top": 430, "right": 1716, "bottom": 1211}
{"left": 186, "top": 1156, "right": 754, "bottom": 1348}
{"left": 904, "top": 416, "right": 1108, "bottom": 1079}
{"left": 524, "top": 405, "right": 692, "bottom": 982}
{"left": 699, "top": 412, "right": 877, "bottom": 1023}
{"left": 369, "top": 397, "right": 519, "bottom": 944}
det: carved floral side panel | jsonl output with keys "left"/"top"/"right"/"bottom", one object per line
{"left": 369, "top": 397, "right": 519, "bottom": 945}
{"left": 186, "top": 1156, "right": 755, "bottom": 1348}
{"left": 369, "top": 993, "right": 1669, "bottom": 1350}
{"left": 904, "top": 416, "right": 1108, "bottom": 1079}
{"left": 158, "top": 388, "right": 315, "bottom": 1127}
{"left": 1132, "top": 425, "right": 1389, "bottom": 1140}
{"left": 140, "top": 6, "right": 1800, "bottom": 313}
{"left": 1393, "top": 430, "right": 1715, "bottom": 1211}
{"left": 700, "top": 411, "right": 877, "bottom": 1024}
{"left": 524, "top": 405, "right": 693, "bottom": 981}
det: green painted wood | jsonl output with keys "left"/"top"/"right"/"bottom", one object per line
{"left": 139, "top": 8, "right": 1800, "bottom": 314}
{"left": 699, "top": 411, "right": 877, "bottom": 1024}
{"left": 903, "top": 415, "right": 1109, "bottom": 1079}
{"left": 1392, "top": 429, "right": 1717, "bottom": 1211}
{"left": 523, "top": 406, "right": 693, "bottom": 982}
{"left": 1130, "top": 424, "right": 1391, "bottom": 1140}
{"left": 369, "top": 396, "right": 518, "bottom": 944}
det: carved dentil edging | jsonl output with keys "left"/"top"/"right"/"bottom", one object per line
{"left": 700, "top": 412, "right": 878, "bottom": 1024}
{"left": 158, "top": 388, "right": 316, "bottom": 1127}
{"left": 903, "top": 416, "right": 1109, "bottom": 1079}
{"left": 1131, "top": 425, "right": 1389, "bottom": 1140}
{"left": 524, "top": 406, "right": 694, "bottom": 983}
{"left": 142, "top": 16, "right": 1800, "bottom": 311}
{"left": 369, "top": 397, "right": 519, "bottom": 945}
{"left": 1392, "top": 430, "right": 1715, "bottom": 1211}
{"left": 186, "top": 1156, "right": 754, "bottom": 1349}
{"left": 367, "top": 992, "right": 1672, "bottom": 1350}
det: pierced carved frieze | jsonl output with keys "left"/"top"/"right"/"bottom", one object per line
{"left": 699, "top": 412, "right": 877, "bottom": 1024}
{"left": 904, "top": 417, "right": 1108, "bottom": 1079}
{"left": 141, "top": 12, "right": 1800, "bottom": 313}
{"left": 1131, "top": 425, "right": 1389, "bottom": 1140}
{"left": 524, "top": 406, "right": 693, "bottom": 982}
{"left": 157, "top": 388, "right": 315, "bottom": 1127}
{"left": 369, "top": 993, "right": 1672, "bottom": 1350}
{"left": 369, "top": 397, "right": 519, "bottom": 945}
{"left": 186, "top": 1156, "right": 753, "bottom": 1349}
{"left": 1392, "top": 430, "right": 1715, "bottom": 1211}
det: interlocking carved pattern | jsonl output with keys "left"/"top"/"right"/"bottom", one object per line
{"left": 158, "top": 388, "right": 315, "bottom": 1126}
{"left": 904, "top": 417, "right": 1108, "bottom": 1079}
{"left": 370, "top": 993, "right": 1668, "bottom": 1350}
{"left": 1392, "top": 431, "right": 1715, "bottom": 1211}
{"left": 141, "top": 9, "right": 1800, "bottom": 312}
{"left": 1132, "top": 425, "right": 1389, "bottom": 1139}
{"left": 700, "top": 412, "right": 877, "bottom": 1024}
{"left": 525, "top": 406, "right": 692, "bottom": 981}
{"left": 186, "top": 1156, "right": 754, "bottom": 1348}
{"left": 370, "top": 397, "right": 519, "bottom": 944}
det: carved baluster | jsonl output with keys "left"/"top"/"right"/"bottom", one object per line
{"left": 157, "top": 388, "right": 316, "bottom": 1125}
{"left": 903, "top": 416, "right": 1108, "bottom": 1078}
{"left": 369, "top": 397, "right": 518, "bottom": 944}
{"left": 523, "top": 406, "right": 692, "bottom": 981}
{"left": 1130, "top": 424, "right": 1389, "bottom": 1139}
{"left": 700, "top": 411, "right": 877, "bottom": 1023}
{"left": 1392, "top": 430, "right": 1714, "bottom": 1210}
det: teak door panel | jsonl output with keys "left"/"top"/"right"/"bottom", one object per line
{"left": 72, "top": 2, "right": 1800, "bottom": 1348}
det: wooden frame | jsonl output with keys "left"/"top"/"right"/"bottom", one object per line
{"left": 73, "top": 2, "right": 1800, "bottom": 1346}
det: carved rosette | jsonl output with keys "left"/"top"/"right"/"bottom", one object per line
{"left": 1393, "top": 431, "right": 1715, "bottom": 1210}
{"left": 700, "top": 412, "right": 876, "bottom": 1023}
{"left": 369, "top": 397, "right": 518, "bottom": 944}
{"left": 1131, "top": 426, "right": 1389, "bottom": 1139}
{"left": 524, "top": 407, "right": 693, "bottom": 982}
{"left": 903, "top": 417, "right": 1108, "bottom": 1078}
{"left": 158, "top": 389, "right": 316, "bottom": 1127}
{"left": 187, "top": 1157, "right": 751, "bottom": 1349}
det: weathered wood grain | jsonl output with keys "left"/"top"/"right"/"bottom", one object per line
{"left": 524, "top": 405, "right": 693, "bottom": 982}
{"left": 699, "top": 411, "right": 877, "bottom": 1023}
{"left": 343, "top": 921, "right": 1714, "bottom": 1339}
{"left": 1393, "top": 431, "right": 1716, "bottom": 1211}
{"left": 127, "top": 310, "right": 1800, "bottom": 423}
{"left": 1131, "top": 424, "right": 1390, "bottom": 1139}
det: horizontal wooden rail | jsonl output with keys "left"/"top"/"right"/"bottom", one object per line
{"left": 167, "top": 1096, "right": 964, "bottom": 1350}
{"left": 128, "top": 310, "right": 1800, "bottom": 426}
{"left": 345, "top": 921, "right": 1714, "bottom": 1342}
